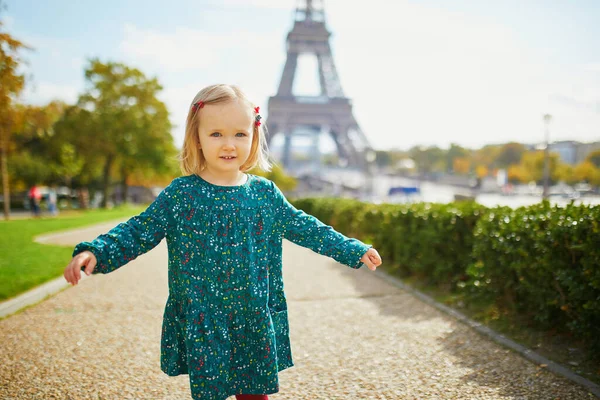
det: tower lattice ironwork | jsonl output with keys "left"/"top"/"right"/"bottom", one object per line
{"left": 267, "top": 0, "right": 373, "bottom": 171}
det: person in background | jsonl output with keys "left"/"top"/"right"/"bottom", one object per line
{"left": 47, "top": 185, "right": 58, "bottom": 216}
{"left": 28, "top": 184, "right": 42, "bottom": 217}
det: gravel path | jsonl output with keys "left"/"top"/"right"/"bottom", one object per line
{"left": 0, "top": 222, "right": 595, "bottom": 399}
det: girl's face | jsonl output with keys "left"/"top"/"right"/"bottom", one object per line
{"left": 197, "top": 99, "right": 254, "bottom": 175}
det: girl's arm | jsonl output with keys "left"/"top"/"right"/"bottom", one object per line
{"left": 71, "top": 181, "right": 177, "bottom": 274}
{"left": 271, "top": 181, "right": 372, "bottom": 269}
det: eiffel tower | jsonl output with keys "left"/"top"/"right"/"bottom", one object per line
{"left": 267, "top": 0, "right": 374, "bottom": 173}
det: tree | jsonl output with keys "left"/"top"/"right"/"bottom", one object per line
{"left": 74, "top": 59, "right": 175, "bottom": 207}
{"left": 519, "top": 150, "right": 560, "bottom": 184}
{"left": 446, "top": 143, "right": 471, "bottom": 173}
{"left": 475, "top": 165, "right": 489, "bottom": 178}
{"left": 507, "top": 164, "right": 531, "bottom": 184}
{"left": 573, "top": 161, "right": 600, "bottom": 186}
{"left": 10, "top": 101, "right": 68, "bottom": 187}
{"left": 453, "top": 157, "right": 471, "bottom": 175}
{"left": 52, "top": 105, "right": 104, "bottom": 188}
{"left": 409, "top": 146, "right": 445, "bottom": 175}
{"left": 0, "top": 3, "right": 30, "bottom": 218}
{"left": 555, "top": 163, "right": 576, "bottom": 185}
{"left": 374, "top": 150, "right": 391, "bottom": 168}
{"left": 472, "top": 144, "right": 502, "bottom": 170}
{"left": 586, "top": 150, "right": 600, "bottom": 169}
{"left": 496, "top": 142, "right": 526, "bottom": 168}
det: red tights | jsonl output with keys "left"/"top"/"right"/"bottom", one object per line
{"left": 235, "top": 395, "right": 268, "bottom": 400}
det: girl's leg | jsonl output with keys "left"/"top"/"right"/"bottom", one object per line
{"left": 235, "top": 395, "right": 268, "bottom": 400}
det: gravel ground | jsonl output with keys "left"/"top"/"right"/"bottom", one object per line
{"left": 0, "top": 223, "right": 595, "bottom": 399}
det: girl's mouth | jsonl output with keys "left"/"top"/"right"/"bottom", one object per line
{"left": 220, "top": 156, "right": 236, "bottom": 160}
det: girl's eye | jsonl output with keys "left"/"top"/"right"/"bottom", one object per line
{"left": 210, "top": 132, "right": 247, "bottom": 137}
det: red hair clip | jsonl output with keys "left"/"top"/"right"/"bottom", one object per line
{"left": 254, "top": 106, "right": 262, "bottom": 127}
{"left": 191, "top": 101, "right": 205, "bottom": 113}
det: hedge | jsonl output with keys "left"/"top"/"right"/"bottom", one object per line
{"left": 290, "top": 197, "right": 600, "bottom": 358}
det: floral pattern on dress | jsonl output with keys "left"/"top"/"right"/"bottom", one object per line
{"left": 73, "top": 173, "right": 372, "bottom": 400}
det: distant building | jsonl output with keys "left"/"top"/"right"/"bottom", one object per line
{"left": 576, "top": 141, "right": 600, "bottom": 164}
{"left": 549, "top": 141, "right": 578, "bottom": 164}
{"left": 541, "top": 140, "right": 600, "bottom": 165}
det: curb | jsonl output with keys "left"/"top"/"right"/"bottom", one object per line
{"left": 0, "top": 276, "right": 76, "bottom": 319}
{"left": 0, "top": 220, "right": 125, "bottom": 319}
{"left": 371, "top": 268, "right": 600, "bottom": 398}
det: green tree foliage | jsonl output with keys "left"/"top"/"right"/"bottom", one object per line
{"left": 495, "top": 142, "right": 526, "bottom": 168}
{"left": 52, "top": 105, "right": 103, "bottom": 187}
{"left": 409, "top": 145, "right": 445, "bottom": 174}
{"left": 9, "top": 101, "right": 67, "bottom": 186}
{"left": 57, "top": 59, "right": 176, "bottom": 207}
{"left": 471, "top": 144, "right": 502, "bottom": 170}
{"left": 446, "top": 143, "right": 471, "bottom": 173}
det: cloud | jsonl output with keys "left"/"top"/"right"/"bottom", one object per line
{"left": 119, "top": 24, "right": 281, "bottom": 73}
{"left": 119, "top": 24, "right": 222, "bottom": 71}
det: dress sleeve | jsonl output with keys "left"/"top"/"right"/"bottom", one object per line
{"left": 72, "top": 180, "right": 177, "bottom": 274}
{"left": 270, "top": 181, "right": 372, "bottom": 269}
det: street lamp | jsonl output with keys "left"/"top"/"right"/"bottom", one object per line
{"left": 542, "top": 114, "right": 552, "bottom": 200}
{"left": 365, "top": 149, "right": 377, "bottom": 200}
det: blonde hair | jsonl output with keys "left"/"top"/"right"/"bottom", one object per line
{"left": 179, "top": 84, "right": 273, "bottom": 175}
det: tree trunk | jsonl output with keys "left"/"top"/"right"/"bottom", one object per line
{"left": 101, "top": 155, "right": 114, "bottom": 208}
{"left": 1, "top": 127, "right": 10, "bottom": 220}
{"left": 121, "top": 165, "right": 129, "bottom": 205}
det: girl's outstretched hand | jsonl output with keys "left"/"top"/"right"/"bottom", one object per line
{"left": 361, "top": 248, "right": 382, "bottom": 271}
{"left": 64, "top": 251, "right": 97, "bottom": 285}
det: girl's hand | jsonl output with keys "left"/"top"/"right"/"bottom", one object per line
{"left": 361, "top": 248, "right": 382, "bottom": 271}
{"left": 64, "top": 251, "right": 97, "bottom": 285}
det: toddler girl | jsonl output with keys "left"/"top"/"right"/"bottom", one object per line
{"left": 63, "top": 84, "right": 382, "bottom": 400}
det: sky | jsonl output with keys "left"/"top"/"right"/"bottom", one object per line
{"left": 4, "top": 0, "right": 600, "bottom": 152}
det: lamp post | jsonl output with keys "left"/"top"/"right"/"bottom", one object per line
{"left": 542, "top": 114, "right": 552, "bottom": 200}
{"left": 365, "top": 149, "right": 377, "bottom": 200}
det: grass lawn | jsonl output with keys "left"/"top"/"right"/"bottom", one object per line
{"left": 0, "top": 205, "right": 145, "bottom": 302}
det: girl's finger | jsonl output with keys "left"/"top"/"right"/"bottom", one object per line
{"left": 67, "top": 264, "right": 76, "bottom": 284}
{"left": 67, "top": 270, "right": 74, "bottom": 285}
{"left": 74, "top": 262, "right": 81, "bottom": 283}
{"left": 85, "top": 258, "right": 96, "bottom": 276}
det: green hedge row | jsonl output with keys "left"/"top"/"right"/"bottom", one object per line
{"left": 291, "top": 197, "right": 600, "bottom": 357}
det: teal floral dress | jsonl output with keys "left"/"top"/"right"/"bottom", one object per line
{"left": 73, "top": 174, "right": 372, "bottom": 400}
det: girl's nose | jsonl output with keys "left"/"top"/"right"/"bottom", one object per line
{"left": 222, "top": 139, "right": 235, "bottom": 149}
{"left": 222, "top": 143, "right": 235, "bottom": 150}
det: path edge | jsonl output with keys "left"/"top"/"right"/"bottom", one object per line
{"left": 0, "top": 219, "right": 126, "bottom": 319}
{"left": 371, "top": 268, "right": 600, "bottom": 398}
